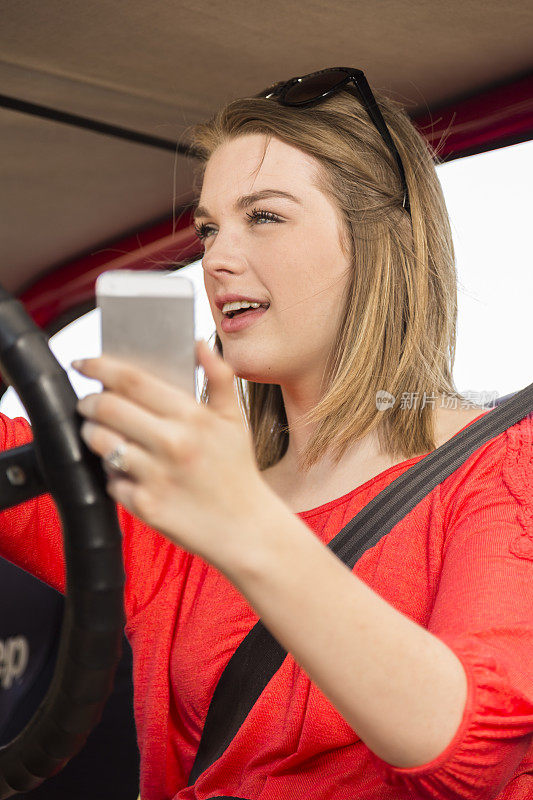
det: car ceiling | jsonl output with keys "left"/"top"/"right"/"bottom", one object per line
{"left": 1, "top": 0, "right": 532, "bottom": 304}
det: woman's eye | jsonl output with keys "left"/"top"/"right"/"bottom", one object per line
{"left": 193, "top": 208, "right": 282, "bottom": 243}
{"left": 245, "top": 208, "right": 282, "bottom": 225}
{"left": 193, "top": 222, "right": 213, "bottom": 242}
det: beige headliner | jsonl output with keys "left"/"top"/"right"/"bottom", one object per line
{"left": 1, "top": 0, "right": 532, "bottom": 293}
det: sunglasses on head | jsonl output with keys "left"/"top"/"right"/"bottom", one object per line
{"left": 256, "top": 67, "right": 411, "bottom": 215}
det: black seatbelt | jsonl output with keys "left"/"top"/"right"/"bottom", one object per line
{"left": 189, "top": 383, "right": 533, "bottom": 787}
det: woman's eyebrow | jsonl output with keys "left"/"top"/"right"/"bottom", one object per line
{"left": 194, "top": 189, "right": 301, "bottom": 221}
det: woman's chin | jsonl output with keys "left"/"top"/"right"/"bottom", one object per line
{"left": 233, "top": 369, "right": 279, "bottom": 385}
{"left": 225, "top": 360, "right": 278, "bottom": 385}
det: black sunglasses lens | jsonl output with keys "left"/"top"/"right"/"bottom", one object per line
{"left": 283, "top": 70, "right": 348, "bottom": 104}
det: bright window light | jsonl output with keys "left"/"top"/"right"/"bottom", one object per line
{"left": 1, "top": 140, "right": 531, "bottom": 422}
{"left": 436, "top": 139, "right": 532, "bottom": 400}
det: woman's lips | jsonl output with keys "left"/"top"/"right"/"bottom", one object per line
{"left": 220, "top": 306, "right": 268, "bottom": 333}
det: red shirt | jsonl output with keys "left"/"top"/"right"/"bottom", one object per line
{"left": 1, "top": 410, "right": 532, "bottom": 799}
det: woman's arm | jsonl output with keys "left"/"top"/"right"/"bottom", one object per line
{"left": 225, "top": 501, "right": 468, "bottom": 769}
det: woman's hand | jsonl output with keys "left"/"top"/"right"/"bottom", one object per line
{"left": 73, "top": 341, "right": 273, "bottom": 571}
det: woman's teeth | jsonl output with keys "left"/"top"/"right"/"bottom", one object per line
{"left": 222, "top": 301, "right": 269, "bottom": 316}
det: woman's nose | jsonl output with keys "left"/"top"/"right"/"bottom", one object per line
{"left": 201, "top": 228, "right": 247, "bottom": 277}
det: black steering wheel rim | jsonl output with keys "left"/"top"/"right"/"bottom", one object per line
{"left": 0, "top": 287, "right": 125, "bottom": 797}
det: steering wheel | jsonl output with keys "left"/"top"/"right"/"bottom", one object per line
{"left": 0, "top": 287, "right": 125, "bottom": 797}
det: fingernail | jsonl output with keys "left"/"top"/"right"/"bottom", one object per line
{"left": 71, "top": 359, "right": 84, "bottom": 371}
{"left": 77, "top": 395, "right": 94, "bottom": 414}
{"left": 80, "top": 421, "right": 95, "bottom": 441}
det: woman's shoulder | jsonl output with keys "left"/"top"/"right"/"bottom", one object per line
{"left": 433, "top": 403, "right": 488, "bottom": 448}
{"left": 438, "top": 404, "right": 532, "bottom": 483}
{"left": 438, "top": 408, "right": 533, "bottom": 556}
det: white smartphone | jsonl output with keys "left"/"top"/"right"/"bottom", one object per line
{"left": 96, "top": 270, "right": 196, "bottom": 396}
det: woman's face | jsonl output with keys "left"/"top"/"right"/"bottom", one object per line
{"left": 197, "top": 133, "right": 352, "bottom": 396}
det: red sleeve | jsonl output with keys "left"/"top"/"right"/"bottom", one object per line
{"left": 0, "top": 411, "right": 186, "bottom": 621}
{"left": 0, "top": 411, "right": 66, "bottom": 592}
{"left": 368, "top": 414, "right": 533, "bottom": 799}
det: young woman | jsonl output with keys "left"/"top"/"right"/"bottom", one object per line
{"left": 1, "top": 68, "right": 532, "bottom": 799}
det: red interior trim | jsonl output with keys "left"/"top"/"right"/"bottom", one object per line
{"left": 412, "top": 72, "right": 533, "bottom": 160}
{"left": 20, "top": 209, "right": 203, "bottom": 330}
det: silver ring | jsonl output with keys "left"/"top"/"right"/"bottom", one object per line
{"left": 104, "top": 442, "right": 129, "bottom": 475}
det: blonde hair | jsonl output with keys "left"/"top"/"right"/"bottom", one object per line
{"left": 188, "top": 86, "right": 462, "bottom": 472}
